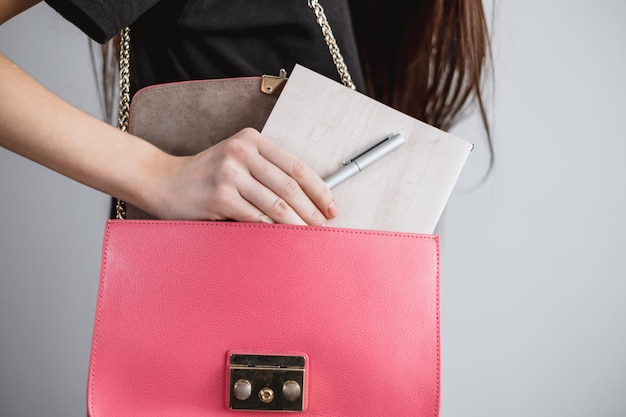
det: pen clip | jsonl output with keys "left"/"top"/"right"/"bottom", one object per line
{"left": 342, "top": 134, "right": 394, "bottom": 165}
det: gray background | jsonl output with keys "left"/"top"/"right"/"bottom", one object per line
{"left": 1, "top": 1, "right": 625, "bottom": 416}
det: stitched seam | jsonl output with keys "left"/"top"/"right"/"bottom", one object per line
{"left": 88, "top": 222, "right": 112, "bottom": 416}
{"left": 111, "top": 220, "right": 437, "bottom": 241}
{"left": 434, "top": 236, "right": 441, "bottom": 417}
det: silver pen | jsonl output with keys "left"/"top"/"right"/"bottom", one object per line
{"left": 323, "top": 133, "right": 406, "bottom": 189}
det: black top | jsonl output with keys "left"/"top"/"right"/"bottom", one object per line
{"left": 45, "top": 0, "right": 365, "bottom": 94}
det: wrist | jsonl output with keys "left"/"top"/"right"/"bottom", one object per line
{"left": 113, "top": 134, "right": 176, "bottom": 219}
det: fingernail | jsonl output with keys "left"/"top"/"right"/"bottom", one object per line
{"left": 327, "top": 200, "right": 338, "bottom": 218}
{"left": 258, "top": 215, "right": 275, "bottom": 224}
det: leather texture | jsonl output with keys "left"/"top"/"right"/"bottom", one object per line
{"left": 88, "top": 220, "right": 440, "bottom": 416}
{"left": 126, "top": 77, "right": 279, "bottom": 219}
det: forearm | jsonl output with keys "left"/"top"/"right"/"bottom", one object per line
{"left": 0, "top": 52, "right": 170, "bottom": 213}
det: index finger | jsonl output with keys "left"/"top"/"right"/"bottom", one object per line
{"left": 256, "top": 136, "right": 337, "bottom": 220}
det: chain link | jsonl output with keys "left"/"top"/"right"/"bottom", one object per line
{"left": 117, "top": 27, "right": 131, "bottom": 133}
{"left": 307, "top": 0, "right": 356, "bottom": 90}
{"left": 115, "top": 26, "right": 131, "bottom": 219}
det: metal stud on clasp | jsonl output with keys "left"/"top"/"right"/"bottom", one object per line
{"left": 259, "top": 387, "right": 275, "bottom": 403}
{"left": 282, "top": 380, "right": 302, "bottom": 402}
{"left": 228, "top": 354, "right": 306, "bottom": 412}
{"left": 233, "top": 379, "right": 252, "bottom": 401}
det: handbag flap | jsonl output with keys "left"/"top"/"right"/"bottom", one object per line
{"left": 88, "top": 220, "right": 440, "bottom": 416}
{"left": 128, "top": 77, "right": 278, "bottom": 157}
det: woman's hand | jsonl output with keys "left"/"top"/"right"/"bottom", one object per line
{"left": 147, "top": 128, "right": 337, "bottom": 225}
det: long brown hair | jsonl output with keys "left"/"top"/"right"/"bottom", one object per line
{"left": 94, "top": 0, "right": 493, "bottom": 165}
{"left": 349, "top": 0, "right": 493, "bottom": 168}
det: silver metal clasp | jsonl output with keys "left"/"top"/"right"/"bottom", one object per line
{"left": 228, "top": 353, "right": 306, "bottom": 412}
{"left": 261, "top": 69, "right": 288, "bottom": 95}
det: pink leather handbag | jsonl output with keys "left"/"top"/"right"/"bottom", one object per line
{"left": 87, "top": 220, "right": 440, "bottom": 416}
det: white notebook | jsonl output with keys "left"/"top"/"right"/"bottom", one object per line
{"left": 261, "top": 65, "right": 472, "bottom": 234}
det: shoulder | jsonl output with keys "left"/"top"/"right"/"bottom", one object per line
{"left": 44, "top": 0, "right": 160, "bottom": 43}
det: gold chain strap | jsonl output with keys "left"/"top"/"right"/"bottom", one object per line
{"left": 306, "top": 0, "right": 356, "bottom": 90}
{"left": 115, "top": 27, "right": 131, "bottom": 219}
{"left": 117, "top": 27, "right": 132, "bottom": 133}
{"left": 115, "top": 1, "right": 355, "bottom": 218}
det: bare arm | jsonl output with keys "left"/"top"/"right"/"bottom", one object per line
{"left": 0, "top": 2, "right": 336, "bottom": 224}
{"left": 0, "top": 51, "right": 177, "bottom": 216}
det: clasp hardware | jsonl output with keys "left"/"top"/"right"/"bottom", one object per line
{"left": 261, "top": 69, "right": 288, "bottom": 95}
{"left": 228, "top": 354, "right": 305, "bottom": 412}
